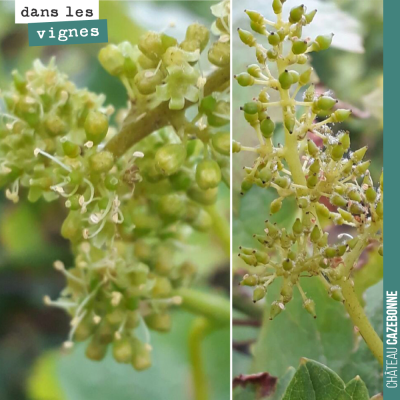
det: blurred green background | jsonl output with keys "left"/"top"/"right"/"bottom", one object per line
{"left": 232, "top": 0, "right": 383, "bottom": 397}
{"left": 0, "top": 1, "right": 230, "bottom": 399}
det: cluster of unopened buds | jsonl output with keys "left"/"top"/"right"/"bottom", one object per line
{"left": 0, "top": 0, "right": 230, "bottom": 370}
{"left": 234, "top": 1, "right": 383, "bottom": 320}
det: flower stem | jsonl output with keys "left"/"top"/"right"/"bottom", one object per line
{"left": 176, "top": 287, "right": 230, "bottom": 326}
{"left": 340, "top": 279, "right": 383, "bottom": 365}
{"left": 106, "top": 66, "right": 230, "bottom": 158}
{"left": 189, "top": 317, "right": 213, "bottom": 400}
{"left": 206, "top": 204, "right": 230, "bottom": 257}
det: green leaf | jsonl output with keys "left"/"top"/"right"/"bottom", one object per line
{"left": 345, "top": 377, "right": 370, "bottom": 400}
{"left": 251, "top": 278, "right": 354, "bottom": 378}
{"left": 282, "top": 359, "right": 369, "bottom": 400}
{"left": 353, "top": 250, "right": 383, "bottom": 306}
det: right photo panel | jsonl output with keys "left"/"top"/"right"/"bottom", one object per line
{"left": 231, "top": 0, "right": 384, "bottom": 398}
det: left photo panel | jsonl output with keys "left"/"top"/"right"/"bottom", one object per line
{"left": 0, "top": 1, "right": 231, "bottom": 399}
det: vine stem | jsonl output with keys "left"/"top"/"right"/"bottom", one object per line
{"left": 206, "top": 204, "right": 230, "bottom": 257}
{"left": 340, "top": 279, "right": 383, "bottom": 365}
{"left": 275, "top": 56, "right": 383, "bottom": 364}
{"left": 175, "top": 288, "right": 229, "bottom": 400}
{"left": 106, "top": 66, "right": 230, "bottom": 158}
{"left": 189, "top": 318, "right": 213, "bottom": 400}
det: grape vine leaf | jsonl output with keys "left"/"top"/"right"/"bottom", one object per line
{"left": 282, "top": 359, "right": 369, "bottom": 400}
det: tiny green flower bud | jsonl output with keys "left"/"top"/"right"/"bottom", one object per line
{"left": 238, "top": 28, "right": 256, "bottom": 47}
{"left": 354, "top": 160, "right": 371, "bottom": 177}
{"left": 289, "top": 70, "right": 300, "bottom": 84}
{"left": 316, "top": 203, "right": 330, "bottom": 218}
{"left": 208, "top": 41, "right": 230, "bottom": 67}
{"left": 159, "top": 193, "right": 186, "bottom": 221}
{"left": 299, "top": 68, "right": 312, "bottom": 86}
{"left": 378, "top": 245, "right": 383, "bottom": 256}
{"left": 337, "top": 244, "right": 347, "bottom": 257}
{"left": 196, "top": 159, "right": 221, "bottom": 190}
{"left": 268, "top": 32, "right": 281, "bottom": 46}
{"left": 303, "top": 299, "right": 316, "bottom": 318}
{"left": 253, "top": 286, "right": 266, "bottom": 303}
{"left": 84, "top": 111, "right": 109, "bottom": 145}
{"left": 305, "top": 9, "right": 317, "bottom": 24}
{"left": 265, "top": 220, "right": 279, "bottom": 237}
{"left": 45, "top": 115, "right": 68, "bottom": 136}
{"left": 310, "top": 225, "right": 321, "bottom": 243}
{"left": 324, "top": 247, "right": 337, "bottom": 259}
{"left": 297, "top": 54, "right": 308, "bottom": 64}
{"left": 260, "top": 117, "right": 275, "bottom": 138}
{"left": 62, "top": 140, "right": 80, "bottom": 158}
{"left": 145, "top": 313, "right": 172, "bottom": 332}
{"left": 315, "top": 33, "right": 334, "bottom": 51}
{"left": 348, "top": 189, "right": 361, "bottom": 202}
{"left": 241, "top": 274, "right": 258, "bottom": 286}
{"left": 339, "top": 131, "right": 350, "bottom": 150}
{"left": 307, "top": 139, "right": 319, "bottom": 157}
{"left": 279, "top": 70, "right": 293, "bottom": 90}
{"left": 232, "top": 140, "right": 242, "bottom": 153}
{"left": 113, "top": 338, "right": 133, "bottom": 364}
{"left": 317, "top": 96, "right": 337, "bottom": 110}
{"left": 134, "top": 69, "right": 164, "bottom": 95}
{"left": 365, "top": 187, "right": 377, "bottom": 203}
{"left": 270, "top": 198, "right": 283, "bottom": 214}
{"left": 330, "top": 286, "right": 344, "bottom": 302}
{"left": 212, "top": 132, "right": 230, "bottom": 156}
{"left": 317, "top": 232, "right": 329, "bottom": 248}
{"left": 243, "top": 101, "right": 260, "bottom": 114}
{"left": 86, "top": 338, "right": 108, "bottom": 361}
{"left": 255, "top": 251, "right": 270, "bottom": 264}
{"left": 337, "top": 208, "right": 353, "bottom": 223}
{"left": 292, "top": 39, "right": 308, "bottom": 55}
{"left": 332, "top": 109, "right": 351, "bottom": 122}
{"left": 330, "top": 193, "right": 347, "bottom": 208}
{"left": 292, "top": 218, "right": 303, "bottom": 235}
{"left": 375, "top": 201, "right": 383, "bottom": 218}
{"left": 272, "top": 0, "right": 283, "bottom": 14}
{"left": 236, "top": 73, "right": 255, "bottom": 87}
{"left": 298, "top": 197, "right": 310, "bottom": 209}
{"left": 282, "top": 258, "right": 293, "bottom": 271}
{"left": 155, "top": 144, "right": 187, "bottom": 176}
{"left": 131, "top": 339, "right": 152, "bottom": 371}
{"left": 245, "top": 9, "right": 264, "bottom": 24}
{"left": 98, "top": 44, "right": 125, "bottom": 76}
{"left": 241, "top": 177, "right": 253, "bottom": 194}
{"left": 351, "top": 147, "right": 368, "bottom": 163}
{"left": 284, "top": 113, "right": 295, "bottom": 133}
{"left": 331, "top": 144, "right": 345, "bottom": 162}
{"left": 280, "top": 280, "right": 293, "bottom": 303}
{"left": 199, "top": 95, "right": 217, "bottom": 116}
{"left": 289, "top": 5, "right": 305, "bottom": 23}
{"left": 349, "top": 202, "right": 364, "bottom": 215}
{"left": 266, "top": 49, "right": 278, "bottom": 61}
{"left": 270, "top": 301, "right": 284, "bottom": 320}
{"left": 250, "top": 21, "right": 267, "bottom": 35}
{"left": 257, "top": 166, "right": 272, "bottom": 183}
{"left": 307, "top": 173, "right": 318, "bottom": 189}
{"left": 89, "top": 151, "right": 114, "bottom": 173}
{"left": 274, "top": 175, "right": 290, "bottom": 189}
{"left": 185, "top": 23, "right": 209, "bottom": 51}
{"left": 309, "top": 159, "right": 321, "bottom": 174}
{"left": 247, "top": 64, "right": 262, "bottom": 78}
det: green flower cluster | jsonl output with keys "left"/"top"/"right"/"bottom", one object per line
{"left": 234, "top": 1, "right": 383, "bottom": 320}
{"left": 0, "top": 1, "right": 230, "bottom": 370}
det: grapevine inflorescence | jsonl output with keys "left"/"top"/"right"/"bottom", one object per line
{"left": 0, "top": 0, "right": 230, "bottom": 370}
{"left": 234, "top": 0, "right": 383, "bottom": 362}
